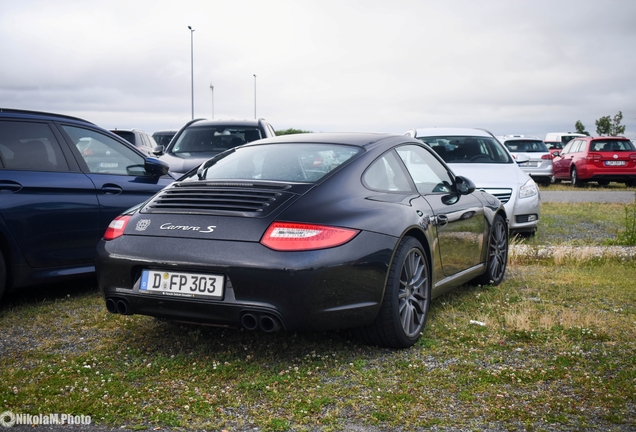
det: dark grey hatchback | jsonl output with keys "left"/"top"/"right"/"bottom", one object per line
{"left": 0, "top": 109, "right": 175, "bottom": 300}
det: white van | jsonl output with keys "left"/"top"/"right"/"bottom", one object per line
{"left": 544, "top": 132, "right": 586, "bottom": 153}
{"left": 544, "top": 132, "right": 586, "bottom": 144}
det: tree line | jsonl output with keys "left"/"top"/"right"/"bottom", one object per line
{"left": 575, "top": 111, "right": 626, "bottom": 136}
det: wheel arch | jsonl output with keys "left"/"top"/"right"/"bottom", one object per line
{"left": 390, "top": 226, "right": 434, "bottom": 286}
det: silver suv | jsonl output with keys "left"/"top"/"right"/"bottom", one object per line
{"left": 154, "top": 118, "right": 276, "bottom": 176}
{"left": 497, "top": 135, "right": 554, "bottom": 186}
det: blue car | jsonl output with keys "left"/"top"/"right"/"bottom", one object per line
{"left": 0, "top": 109, "right": 175, "bottom": 300}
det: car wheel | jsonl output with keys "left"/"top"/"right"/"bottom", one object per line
{"left": 355, "top": 237, "right": 430, "bottom": 349}
{"left": 474, "top": 214, "right": 508, "bottom": 286}
{"left": 551, "top": 175, "right": 561, "bottom": 184}
{"left": 571, "top": 167, "right": 585, "bottom": 187}
{"left": 0, "top": 249, "right": 6, "bottom": 301}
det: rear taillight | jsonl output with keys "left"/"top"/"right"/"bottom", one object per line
{"left": 586, "top": 153, "right": 602, "bottom": 161}
{"left": 261, "top": 222, "right": 359, "bottom": 251}
{"left": 103, "top": 215, "right": 131, "bottom": 240}
{"left": 541, "top": 154, "right": 552, "bottom": 160}
{"left": 630, "top": 154, "right": 636, "bottom": 160}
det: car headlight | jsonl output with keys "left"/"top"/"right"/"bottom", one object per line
{"left": 519, "top": 178, "right": 538, "bottom": 199}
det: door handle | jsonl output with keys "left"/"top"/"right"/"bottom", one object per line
{"left": 0, "top": 180, "right": 23, "bottom": 193}
{"left": 101, "top": 184, "right": 123, "bottom": 195}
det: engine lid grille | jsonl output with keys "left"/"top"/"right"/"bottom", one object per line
{"left": 141, "top": 181, "right": 300, "bottom": 217}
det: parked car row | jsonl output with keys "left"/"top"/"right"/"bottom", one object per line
{"left": 12, "top": 106, "right": 631, "bottom": 347}
{"left": 1, "top": 108, "right": 516, "bottom": 348}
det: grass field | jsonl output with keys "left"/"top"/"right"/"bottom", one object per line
{"left": 1, "top": 202, "right": 635, "bottom": 431}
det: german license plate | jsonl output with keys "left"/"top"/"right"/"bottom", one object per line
{"left": 605, "top": 160, "right": 625, "bottom": 166}
{"left": 100, "top": 162, "right": 119, "bottom": 168}
{"left": 519, "top": 161, "right": 539, "bottom": 167}
{"left": 140, "top": 270, "right": 224, "bottom": 299}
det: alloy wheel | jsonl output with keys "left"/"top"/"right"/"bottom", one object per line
{"left": 398, "top": 247, "right": 429, "bottom": 338}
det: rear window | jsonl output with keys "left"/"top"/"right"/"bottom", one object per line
{"left": 503, "top": 140, "right": 548, "bottom": 153}
{"left": 188, "top": 143, "right": 361, "bottom": 183}
{"left": 589, "top": 139, "right": 635, "bottom": 152}
{"left": 417, "top": 136, "right": 512, "bottom": 164}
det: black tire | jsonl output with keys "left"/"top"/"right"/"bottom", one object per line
{"left": 571, "top": 167, "right": 585, "bottom": 187}
{"left": 0, "top": 249, "right": 6, "bottom": 301}
{"left": 474, "top": 214, "right": 508, "bottom": 286}
{"left": 355, "top": 237, "right": 430, "bottom": 349}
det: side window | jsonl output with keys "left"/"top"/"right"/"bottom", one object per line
{"left": 0, "top": 120, "right": 69, "bottom": 171}
{"left": 362, "top": 151, "right": 413, "bottom": 192}
{"left": 561, "top": 142, "right": 573, "bottom": 154}
{"left": 396, "top": 145, "right": 454, "bottom": 194}
{"left": 572, "top": 140, "right": 584, "bottom": 153}
{"left": 61, "top": 125, "right": 147, "bottom": 175}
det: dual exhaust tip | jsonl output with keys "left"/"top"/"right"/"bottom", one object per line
{"left": 106, "top": 298, "right": 282, "bottom": 333}
{"left": 105, "top": 297, "right": 133, "bottom": 315}
{"left": 241, "top": 312, "right": 282, "bottom": 333}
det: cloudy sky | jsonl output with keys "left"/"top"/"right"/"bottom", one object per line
{"left": 1, "top": 0, "right": 635, "bottom": 139}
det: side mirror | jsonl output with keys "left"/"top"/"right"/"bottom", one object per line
{"left": 152, "top": 145, "right": 165, "bottom": 156}
{"left": 455, "top": 176, "right": 476, "bottom": 195}
{"left": 144, "top": 157, "right": 170, "bottom": 176}
{"left": 514, "top": 154, "right": 530, "bottom": 164}
{"left": 552, "top": 151, "right": 561, "bottom": 157}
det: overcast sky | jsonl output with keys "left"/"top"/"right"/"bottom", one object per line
{"left": 2, "top": 0, "right": 635, "bottom": 139}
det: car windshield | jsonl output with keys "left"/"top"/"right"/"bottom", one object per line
{"left": 153, "top": 132, "right": 175, "bottom": 147}
{"left": 170, "top": 126, "right": 263, "bottom": 155}
{"left": 417, "top": 136, "right": 512, "bottom": 164}
{"left": 185, "top": 143, "right": 361, "bottom": 183}
{"left": 589, "top": 139, "right": 635, "bottom": 152}
{"left": 503, "top": 140, "right": 549, "bottom": 153}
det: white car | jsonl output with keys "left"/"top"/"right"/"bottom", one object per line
{"left": 405, "top": 128, "right": 540, "bottom": 235}
{"left": 497, "top": 135, "right": 554, "bottom": 186}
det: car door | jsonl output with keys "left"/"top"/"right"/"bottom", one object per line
{"left": 552, "top": 141, "right": 574, "bottom": 179}
{"left": 0, "top": 119, "right": 100, "bottom": 268}
{"left": 395, "top": 144, "right": 485, "bottom": 276}
{"left": 58, "top": 124, "right": 173, "bottom": 236}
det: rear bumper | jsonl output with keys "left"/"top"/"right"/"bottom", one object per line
{"left": 96, "top": 232, "right": 397, "bottom": 331}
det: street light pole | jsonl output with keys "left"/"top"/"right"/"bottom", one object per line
{"left": 210, "top": 84, "right": 214, "bottom": 119}
{"left": 253, "top": 74, "right": 257, "bottom": 119}
{"left": 188, "top": 26, "right": 195, "bottom": 120}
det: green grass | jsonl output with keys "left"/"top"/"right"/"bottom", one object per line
{"left": 1, "top": 202, "right": 635, "bottom": 430}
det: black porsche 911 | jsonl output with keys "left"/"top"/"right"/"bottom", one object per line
{"left": 96, "top": 133, "right": 508, "bottom": 348}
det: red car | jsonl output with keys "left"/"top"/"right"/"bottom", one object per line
{"left": 552, "top": 136, "right": 636, "bottom": 186}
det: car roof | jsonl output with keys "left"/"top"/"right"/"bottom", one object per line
{"left": 187, "top": 118, "right": 268, "bottom": 128}
{"left": 0, "top": 108, "right": 94, "bottom": 125}
{"left": 583, "top": 136, "right": 630, "bottom": 140}
{"left": 247, "top": 132, "right": 412, "bottom": 149}
{"left": 111, "top": 128, "right": 147, "bottom": 133}
{"left": 412, "top": 127, "right": 494, "bottom": 138}
{"left": 498, "top": 135, "right": 543, "bottom": 142}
